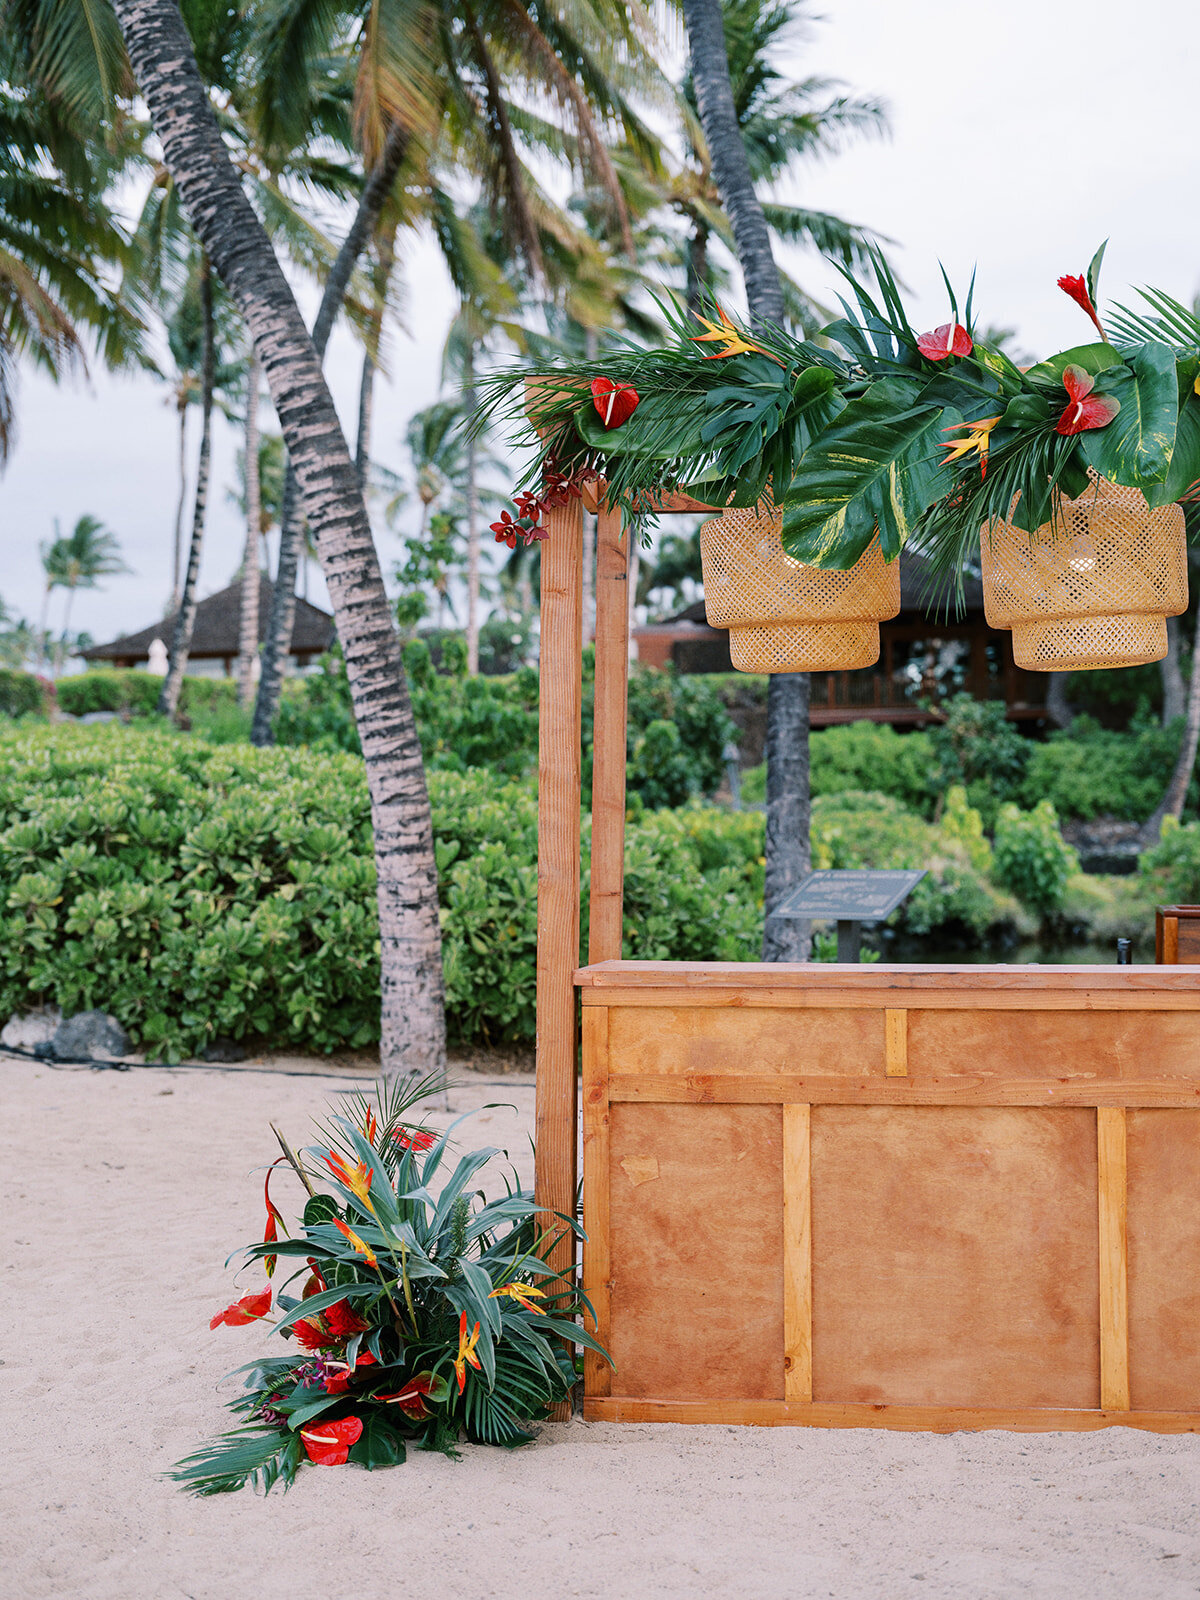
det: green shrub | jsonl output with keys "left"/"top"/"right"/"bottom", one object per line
{"left": 930, "top": 695, "right": 1028, "bottom": 825}
{"left": 56, "top": 670, "right": 161, "bottom": 717}
{"left": 992, "top": 800, "right": 1079, "bottom": 917}
{"left": 1019, "top": 715, "right": 1187, "bottom": 822}
{"left": 810, "top": 790, "right": 1018, "bottom": 940}
{"left": 810, "top": 721, "right": 936, "bottom": 814}
{"left": 0, "top": 669, "right": 49, "bottom": 719}
{"left": 1139, "top": 816, "right": 1200, "bottom": 905}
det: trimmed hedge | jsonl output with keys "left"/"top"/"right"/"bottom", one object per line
{"left": 0, "top": 669, "right": 51, "bottom": 718}
{"left": 0, "top": 725, "right": 1041, "bottom": 1058}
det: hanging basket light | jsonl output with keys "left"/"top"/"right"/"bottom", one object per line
{"left": 700, "top": 499, "right": 901, "bottom": 673}
{"left": 980, "top": 476, "right": 1188, "bottom": 671}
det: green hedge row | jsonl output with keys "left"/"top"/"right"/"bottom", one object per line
{"left": 0, "top": 725, "right": 1027, "bottom": 1058}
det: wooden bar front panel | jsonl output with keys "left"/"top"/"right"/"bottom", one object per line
{"left": 608, "top": 1102, "right": 784, "bottom": 1400}
{"left": 580, "top": 963, "right": 1200, "bottom": 1432}
{"left": 810, "top": 1105, "right": 1099, "bottom": 1409}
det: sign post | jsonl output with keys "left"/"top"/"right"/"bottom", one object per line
{"left": 775, "top": 869, "right": 926, "bottom": 961}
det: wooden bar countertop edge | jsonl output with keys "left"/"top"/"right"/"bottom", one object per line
{"left": 575, "top": 959, "right": 1200, "bottom": 996}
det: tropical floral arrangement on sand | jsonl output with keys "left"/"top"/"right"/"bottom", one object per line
{"left": 171, "top": 1078, "right": 603, "bottom": 1495}
{"left": 479, "top": 244, "right": 1200, "bottom": 588}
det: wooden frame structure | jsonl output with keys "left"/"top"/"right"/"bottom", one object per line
{"left": 532, "top": 462, "right": 1200, "bottom": 1434}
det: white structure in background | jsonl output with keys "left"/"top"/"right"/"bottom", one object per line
{"left": 146, "top": 638, "right": 168, "bottom": 676}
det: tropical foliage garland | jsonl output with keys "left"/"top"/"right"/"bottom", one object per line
{"left": 479, "top": 245, "right": 1200, "bottom": 592}
{"left": 171, "top": 1077, "right": 605, "bottom": 1495}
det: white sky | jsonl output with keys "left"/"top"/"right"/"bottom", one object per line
{"left": 2, "top": 0, "right": 1198, "bottom": 646}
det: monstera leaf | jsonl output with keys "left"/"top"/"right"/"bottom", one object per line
{"left": 1081, "top": 341, "right": 1177, "bottom": 488}
{"left": 1146, "top": 358, "right": 1200, "bottom": 506}
{"left": 779, "top": 380, "right": 956, "bottom": 567}
{"left": 572, "top": 392, "right": 709, "bottom": 459}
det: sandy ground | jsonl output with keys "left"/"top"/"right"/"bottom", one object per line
{"left": 7, "top": 1052, "right": 1200, "bottom": 1600}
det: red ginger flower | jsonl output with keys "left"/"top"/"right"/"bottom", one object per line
{"left": 1058, "top": 274, "right": 1107, "bottom": 341}
{"left": 210, "top": 1288, "right": 272, "bottom": 1329}
{"left": 590, "top": 376, "right": 639, "bottom": 429}
{"left": 917, "top": 323, "right": 973, "bottom": 362}
{"left": 300, "top": 1415, "right": 362, "bottom": 1466}
{"left": 293, "top": 1316, "right": 333, "bottom": 1351}
{"left": 1055, "top": 365, "right": 1120, "bottom": 435}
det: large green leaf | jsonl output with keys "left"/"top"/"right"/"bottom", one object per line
{"left": 1146, "top": 372, "right": 1200, "bottom": 507}
{"left": 1024, "top": 343, "right": 1123, "bottom": 388}
{"left": 1082, "top": 341, "right": 1178, "bottom": 488}
{"left": 347, "top": 1413, "right": 406, "bottom": 1470}
{"left": 779, "top": 380, "right": 955, "bottom": 567}
{"left": 572, "top": 393, "right": 710, "bottom": 459}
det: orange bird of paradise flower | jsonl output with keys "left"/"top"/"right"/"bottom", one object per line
{"left": 488, "top": 1282, "right": 547, "bottom": 1314}
{"left": 690, "top": 305, "right": 782, "bottom": 365}
{"left": 324, "top": 1150, "right": 375, "bottom": 1211}
{"left": 333, "top": 1216, "right": 379, "bottom": 1271}
{"left": 940, "top": 416, "right": 1001, "bottom": 477}
{"left": 454, "top": 1310, "right": 483, "bottom": 1394}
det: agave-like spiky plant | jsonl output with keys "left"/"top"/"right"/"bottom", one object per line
{"left": 170, "top": 1074, "right": 606, "bottom": 1495}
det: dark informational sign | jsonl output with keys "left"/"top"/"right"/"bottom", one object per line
{"left": 776, "top": 869, "right": 926, "bottom": 925}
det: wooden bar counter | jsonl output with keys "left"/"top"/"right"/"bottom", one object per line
{"left": 578, "top": 960, "right": 1200, "bottom": 1433}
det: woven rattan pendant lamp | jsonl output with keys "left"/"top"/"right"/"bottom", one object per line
{"left": 980, "top": 475, "right": 1188, "bottom": 671}
{"left": 700, "top": 498, "right": 901, "bottom": 672}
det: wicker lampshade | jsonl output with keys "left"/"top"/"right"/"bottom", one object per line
{"left": 700, "top": 500, "right": 901, "bottom": 672}
{"left": 980, "top": 477, "right": 1188, "bottom": 672}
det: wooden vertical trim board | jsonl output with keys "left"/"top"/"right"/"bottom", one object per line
{"left": 588, "top": 504, "right": 630, "bottom": 965}
{"left": 534, "top": 496, "right": 583, "bottom": 1421}
{"left": 581, "top": 1005, "right": 612, "bottom": 1396}
{"left": 1097, "top": 1106, "right": 1130, "bottom": 1410}
{"left": 884, "top": 1009, "right": 908, "bottom": 1076}
{"left": 1162, "top": 914, "right": 1180, "bottom": 965}
{"left": 782, "top": 1104, "right": 813, "bottom": 1402}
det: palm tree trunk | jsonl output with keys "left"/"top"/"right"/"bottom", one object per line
{"left": 251, "top": 120, "right": 411, "bottom": 748}
{"left": 682, "top": 0, "right": 810, "bottom": 961}
{"left": 37, "top": 583, "right": 52, "bottom": 673}
{"left": 158, "top": 251, "right": 214, "bottom": 719}
{"left": 237, "top": 343, "right": 261, "bottom": 708}
{"left": 115, "top": 0, "right": 445, "bottom": 1077}
{"left": 1161, "top": 616, "right": 1186, "bottom": 726}
{"left": 464, "top": 349, "right": 482, "bottom": 674}
{"left": 1141, "top": 629, "right": 1200, "bottom": 847}
{"left": 172, "top": 400, "right": 187, "bottom": 610}
{"left": 686, "top": 218, "right": 710, "bottom": 312}
{"left": 355, "top": 347, "right": 375, "bottom": 494}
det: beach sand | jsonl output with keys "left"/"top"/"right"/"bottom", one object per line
{"left": 6, "top": 1051, "right": 1200, "bottom": 1600}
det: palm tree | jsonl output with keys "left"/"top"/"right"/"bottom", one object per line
{"left": 251, "top": 0, "right": 663, "bottom": 741}
{"left": 109, "top": 0, "right": 446, "bottom": 1078}
{"left": 0, "top": 47, "right": 145, "bottom": 461}
{"left": 682, "top": 0, "right": 809, "bottom": 961}
{"left": 677, "top": 0, "right": 889, "bottom": 321}
{"left": 39, "top": 513, "right": 127, "bottom": 673}
{"left": 237, "top": 346, "right": 261, "bottom": 707}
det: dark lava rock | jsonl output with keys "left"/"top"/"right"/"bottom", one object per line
{"left": 52, "top": 1011, "right": 132, "bottom": 1062}
{"left": 201, "top": 1036, "right": 248, "bottom": 1063}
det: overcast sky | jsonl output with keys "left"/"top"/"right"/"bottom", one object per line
{"left": 2, "top": 0, "right": 1198, "bottom": 648}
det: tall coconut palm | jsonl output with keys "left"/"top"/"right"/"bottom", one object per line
{"left": 0, "top": 55, "right": 145, "bottom": 461}
{"left": 682, "top": 0, "right": 809, "bottom": 961}
{"left": 237, "top": 346, "right": 261, "bottom": 706}
{"left": 110, "top": 0, "right": 447, "bottom": 1078}
{"left": 39, "top": 513, "right": 127, "bottom": 672}
{"left": 251, "top": 0, "right": 664, "bottom": 741}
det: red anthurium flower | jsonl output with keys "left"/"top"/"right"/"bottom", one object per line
{"left": 324, "top": 1300, "right": 370, "bottom": 1340}
{"left": 377, "top": 1371, "right": 440, "bottom": 1421}
{"left": 590, "top": 376, "right": 639, "bottom": 429}
{"left": 300, "top": 1415, "right": 363, "bottom": 1466}
{"left": 392, "top": 1125, "right": 436, "bottom": 1153}
{"left": 917, "top": 323, "right": 973, "bottom": 362}
{"left": 1057, "top": 274, "right": 1107, "bottom": 341}
{"left": 323, "top": 1350, "right": 378, "bottom": 1394}
{"left": 1055, "top": 365, "right": 1121, "bottom": 436}
{"left": 210, "top": 1288, "right": 272, "bottom": 1330}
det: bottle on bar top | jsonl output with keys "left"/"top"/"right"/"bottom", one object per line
{"left": 1116, "top": 938, "right": 1132, "bottom": 964}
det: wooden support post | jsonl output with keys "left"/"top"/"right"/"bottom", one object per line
{"left": 783, "top": 1104, "right": 813, "bottom": 1402}
{"left": 581, "top": 1005, "right": 612, "bottom": 1397}
{"left": 1097, "top": 1106, "right": 1130, "bottom": 1410}
{"left": 589, "top": 505, "right": 629, "bottom": 964}
{"left": 535, "top": 496, "right": 583, "bottom": 1418}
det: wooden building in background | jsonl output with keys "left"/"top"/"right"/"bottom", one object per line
{"left": 632, "top": 549, "right": 1047, "bottom": 728}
